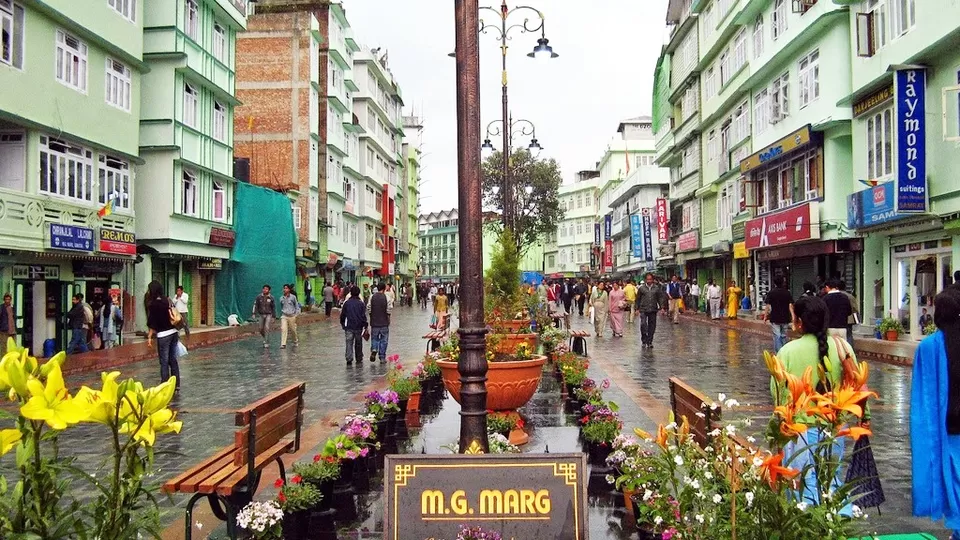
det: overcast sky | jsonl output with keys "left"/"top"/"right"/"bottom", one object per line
{"left": 342, "top": 0, "right": 669, "bottom": 214}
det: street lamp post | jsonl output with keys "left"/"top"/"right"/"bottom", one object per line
{"left": 478, "top": 1, "right": 556, "bottom": 231}
{"left": 482, "top": 116, "right": 542, "bottom": 156}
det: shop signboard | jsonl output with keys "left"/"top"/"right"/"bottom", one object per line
{"left": 49, "top": 224, "right": 93, "bottom": 252}
{"left": 198, "top": 259, "right": 223, "bottom": 270}
{"left": 594, "top": 223, "right": 601, "bottom": 247}
{"left": 603, "top": 215, "right": 612, "bottom": 240}
{"left": 739, "top": 125, "right": 812, "bottom": 173}
{"left": 846, "top": 181, "right": 908, "bottom": 229}
{"left": 744, "top": 202, "right": 819, "bottom": 250}
{"left": 98, "top": 229, "right": 136, "bottom": 256}
{"left": 733, "top": 242, "right": 750, "bottom": 260}
{"left": 677, "top": 229, "right": 700, "bottom": 252}
{"left": 895, "top": 68, "right": 928, "bottom": 213}
{"left": 208, "top": 227, "right": 236, "bottom": 248}
{"left": 384, "top": 453, "right": 588, "bottom": 540}
{"left": 630, "top": 214, "right": 643, "bottom": 258}
{"left": 656, "top": 199, "right": 669, "bottom": 243}
{"left": 853, "top": 86, "right": 893, "bottom": 118}
{"left": 642, "top": 214, "right": 654, "bottom": 261}
{"left": 603, "top": 240, "right": 613, "bottom": 273}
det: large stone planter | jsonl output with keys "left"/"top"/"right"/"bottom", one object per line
{"left": 437, "top": 356, "right": 546, "bottom": 411}
{"left": 491, "top": 319, "right": 530, "bottom": 333}
{"left": 491, "top": 333, "right": 538, "bottom": 354}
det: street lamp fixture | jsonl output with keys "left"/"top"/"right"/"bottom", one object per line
{"left": 528, "top": 37, "right": 559, "bottom": 59}
{"left": 527, "top": 137, "right": 542, "bottom": 152}
{"left": 481, "top": 138, "right": 495, "bottom": 154}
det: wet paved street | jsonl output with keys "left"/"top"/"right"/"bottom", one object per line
{"left": 3, "top": 303, "right": 946, "bottom": 538}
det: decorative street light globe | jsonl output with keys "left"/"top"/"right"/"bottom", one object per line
{"left": 481, "top": 138, "right": 495, "bottom": 154}
{"left": 528, "top": 37, "right": 558, "bottom": 59}
{"left": 528, "top": 138, "right": 542, "bottom": 152}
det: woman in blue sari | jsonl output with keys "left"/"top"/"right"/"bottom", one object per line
{"left": 911, "top": 287, "right": 960, "bottom": 538}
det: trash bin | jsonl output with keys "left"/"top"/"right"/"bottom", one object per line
{"left": 43, "top": 339, "right": 56, "bottom": 359}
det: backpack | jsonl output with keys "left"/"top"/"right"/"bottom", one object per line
{"left": 82, "top": 303, "right": 94, "bottom": 326}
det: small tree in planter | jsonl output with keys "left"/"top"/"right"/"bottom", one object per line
{"left": 878, "top": 317, "right": 904, "bottom": 340}
{"left": 486, "top": 411, "right": 523, "bottom": 438}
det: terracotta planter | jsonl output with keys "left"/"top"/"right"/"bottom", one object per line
{"left": 407, "top": 392, "right": 421, "bottom": 412}
{"left": 488, "top": 319, "right": 529, "bottom": 333}
{"left": 885, "top": 330, "right": 899, "bottom": 341}
{"left": 491, "top": 333, "right": 538, "bottom": 354}
{"left": 438, "top": 356, "right": 546, "bottom": 411}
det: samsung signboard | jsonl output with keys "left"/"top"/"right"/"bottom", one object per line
{"left": 847, "top": 182, "right": 908, "bottom": 229}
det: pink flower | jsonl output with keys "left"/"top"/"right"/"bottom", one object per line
{"left": 345, "top": 450, "right": 358, "bottom": 459}
{"left": 662, "top": 528, "right": 677, "bottom": 540}
{"left": 360, "top": 447, "right": 370, "bottom": 457}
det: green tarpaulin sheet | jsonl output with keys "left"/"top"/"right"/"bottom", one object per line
{"left": 215, "top": 182, "right": 296, "bottom": 325}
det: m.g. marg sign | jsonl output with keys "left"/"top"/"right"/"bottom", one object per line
{"left": 384, "top": 453, "right": 588, "bottom": 540}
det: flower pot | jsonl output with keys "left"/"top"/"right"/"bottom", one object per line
{"left": 397, "top": 398, "right": 410, "bottom": 415}
{"left": 491, "top": 333, "right": 538, "bottom": 354}
{"left": 333, "top": 458, "right": 355, "bottom": 494}
{"left": 307, "top": 479, "right": 336, "bottom": 514}
{"left": 282, "top": 509, "right": 311, "bottom": 540}
{"left": 586, "top": 440, "right": 612, "bottom": 467}
{"left": 489, "top": 319, "right": 529, "bottom": 333}
{"left": 407, "top": 391, "right": 421, "bottom": 412}
{"left": 885, "top": 329, "right": 899, "bottom": 341}
{"left": 438, "top": 356, "right": 547, "bottom": 411}
{"left": 352, "top": 456, "right": 371, "bottom": 490}
{"left": 420, "top": 378, "right": 434, "bottom": 395}
{"left": 374, "top": 418, "right": 388, "bottom": 443}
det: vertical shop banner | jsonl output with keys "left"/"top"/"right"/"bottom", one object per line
{"left": 895, "top": 68, "right": 928, "bottom": 213}
{"left": 630, "top": 214, "right": 643, "bottom": 258}
{"left": 656, "top": 198, "right": 669, "bottom": 243}
{"left": 603, "top": 241, "right": 613, "bottom": 273}
{"left": 603, "top": 215, "right": 612, "bottom": 241}
{"left": 642, "top": 214, "right": 654, "bottom": 262}
{"left": 594, "top": 223, "right": 601, "bottom": 247}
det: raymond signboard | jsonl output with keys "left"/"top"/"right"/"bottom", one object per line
{"left": 894, "top": 68, "right": 928, "bottom": 213}
{"left": 744, "top": 202, "right": 820, "bottom": 250}
{"left": 656, "top": 198, "right": 669, "bottom": 243}
{"left": 384, "top": 454, "right": 588, "bottom": 540}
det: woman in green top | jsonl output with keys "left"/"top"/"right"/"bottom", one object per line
{"left": 772, "top": 295, "right": 857, "bottom": 511}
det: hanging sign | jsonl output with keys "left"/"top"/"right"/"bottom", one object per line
{"left": 49, "top": 224, "right": 94, "bottom": 252}
{"left": 656, "top": 199, "right": 669, "bottom": 243}
{"left": 603, "top": 215, "right": 612, "bottom": 240}
{"left": 630, "top": 214, "right": 643, "bottom": 258}
{"left": 603, "top": 240, "right": 613, "bottom": 273}
{"left": 642, "top": 213, "right": 654, "bottom": 261}
{"left": 593, "top": 223, "right": 601, "bottom": 247}
{"left": 894, "top": 68, "right": 928, "bottom": 213}
{"left": 98, "top": 229, "right": 136, "bottom": 256}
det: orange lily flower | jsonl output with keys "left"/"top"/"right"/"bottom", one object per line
{"left": 678, "top": 415, "right": 691, "bottom": 444}
{"left": 759, "top": 452, "right": 800, "bottom": 489}
{"left": 655, "top": 423, "right": 669, "bottom": 449}
{"left": 842, "top": 358, "right": 869, "bottom": 390}
{"left": 837, "top": 425, "right": 872, "bottom": 441}
{"left": 634, "top": 427, "right": 653, "bottom": 441}
{"left": 819, "top": 387, "right": 877, "bottom": 419}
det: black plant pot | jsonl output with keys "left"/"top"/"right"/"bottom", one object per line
{"left": 282, "top": 510, "right": 310, "bottom": 540}
{"left": 397, "top": 398, "right": 409, "bottom": 414}
{"left": 385, "top": 412, "right": 399, "bottom": 437}
{"left": 333, "top": 458, "right": 355, "bottom": 494}
{"left": 565, "top": 382, "right": 579, "bottom": 397}
{"left": 587, "top": 441, "right": 613, "bottom": 471}
{"left": 374, "top": 418, "right": 388, "bottom": 443}
{"left": 352, "top": 455, "right": 371, "bottom": 490}
{"left": 311, "top": 479, "right": 336, "bottom": 514}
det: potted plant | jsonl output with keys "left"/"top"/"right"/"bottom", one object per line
{"left": 487, "top": 411, "right": 523, "bottom": 438}
{"left": 456, "top": 525, "right": 504, "bottom": 540}
{"left": 386, "top": 356, "right": 422, "bottom": 413}
{"left": 274, "top": 475, "right": 321, "bottom": 540}
{"left": 560, "top": 356, "right": 589, "bottom": 396}
{"left": 878, "top": 317, "right": 904, "bottom": 341}
{"left": 574, "top": 378, "right": 610, "bottom": 406}
{"left": 322, "top": 434, "right": 367, "bottom": 493}
{"left": 237, "top": 500, "right": 284, "bottom": 540}
{"left": 442, "top": 432, "right": 520, "bottom": 454}
{"left": 579, "top": 402, "right": 622, "bottom": 465}
{"left": 539, "top": 325, "right": 570, "bottom": 358}
{"left": 292, "top": 454, "right": 341, "bottom": 512}
{"left": 363, "top": 390, "right": 400, "bottom": 440}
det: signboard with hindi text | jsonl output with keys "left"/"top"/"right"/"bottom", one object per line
{"left": 744, "top": 202, "right": 820, "bottom": 250}
{"left": 384, "top": 453, "right": 588, "bottom": 540}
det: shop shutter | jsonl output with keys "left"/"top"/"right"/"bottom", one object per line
{"left": 702, "top": 194, "right": 718, "bottom": 233}
{"left": 790, "top": 257, "right": 816, "bottom": 299}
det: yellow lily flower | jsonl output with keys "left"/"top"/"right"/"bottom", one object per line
{"left": 76, "top": 371, "right": 122, "bottom": 425}
{"left": 1, "top": 348, "right": 33, "bottom": 398}
{"left": 120, "top": 407, "right": 182, "bottom": 446}
{"left": 20, "top": 362, "right": 88, "bottom": 430}
{"left": 142, "top": 377, "right": 177, "bottom": 415}
{"left": 0, "top": 428, "right": 22, "bottom": 455}
{"left": 39, "top": 351, "right": 67, "bottom": 379}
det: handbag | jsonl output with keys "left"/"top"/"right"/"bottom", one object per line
{"left": 175, "top": 341, "right": 188, "bottom": 359}
{"left": 429, "top": 313, "right": 438, "bottom": 329}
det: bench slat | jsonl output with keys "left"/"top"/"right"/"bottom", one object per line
{"left": 216, "top": 440, "right": 294, "bottom": 496}
{"left": 235, "top": 383, "right": 305, "bottom": 426}
{"left": 179, "top": 453, "right": 240, "bottom": 494}
{"left": 162, "top": 446, "right": 235, "bottom": 494}
{"left": 234, "top": 399, "right": 300, "bottom": 467}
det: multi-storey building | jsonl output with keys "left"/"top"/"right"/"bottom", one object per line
{"left": 400, "top": 115, "right": 423, "bottom": 283}
{"left": 844, "top": 0, "right": 959, "bottom": 338}
{"left": 136, "top": 0, "right": 247, "bottom": 328}
{"left": 419, "top": 209, "right": 459, "bottom": 283}
{"left": 548, "top": 171, "right": 599, "bottom": 275}
{"left": 353, "top": 46, "right": 404, "bottom": 286}
{"left": 234, "top": 0, "right": 329, "bottom": 300}
{"left": 0, "top": 0, "right": 144, "bottom": 351}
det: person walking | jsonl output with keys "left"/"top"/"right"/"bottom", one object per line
{"left": 434, "top": 287, "right": 449, "bottom": 330}
{"left": 822, "top": 279, "right": 852, "bottom": 338}
{"left": 0, "top": 293, "right": 16, "bottom": 355}
{"left": 99, "top": 295, "right": 123, "bottom": 349}
{"left": 838, "top": 281, "right": 860, "bottom": 344}
{"left": 726, "top": 280, "right": 742, "bottom": 320}
{"left": 384, "top": 283, "right": 396, "bottom": 311}
{"left": 666, "top": 275, "right": 683, "bottom": 324}
{"left": 368, "top": 283, "right": 391, "bottom": 363}
{"left": 623, "top": 279, "right": 637, "bottom": 323}
{"left": 340, "top": 286, "right": 367, "bottom": 365}
{"left": 322, "top": 282, "right": 335, "bottom": 318}
{"left": 689, "top": 281, "right": 701, "bottom": 314}
{"left": 575, "top": 279, "right": 587, "bottom": 316}
{"left": 279, "top": 284, "right": 301, "bottom": 349}
{"left": 763, "top": 277, "right": 794, "bottom": 353}
{"left": 561, "top": 279, "right": 575, "bottom": 320}
{"left": 171, "top": 285, "right": 190, "bottom": 338}
{"left": 635, "top": 273, "right": 667, "bottom": 348}
{"left": 590, "top": 282, "right": 610, "bottom": 338}
{"left": 608, "top": 282, "right": 626, "bottom": 337}
{"left": 910, "top": 287, "right": 960, "bottom": 538}
{"left": 144, "top": 280, "right": 181, "bottom": 391}
{"left": 252, "top": 284, "right": 277, "bottom": 348}
{"left": 67, "top": 294, "right": 89, "bottom": 354}
{"left": 706, "top": 279, "right": 723, "bottom": 320}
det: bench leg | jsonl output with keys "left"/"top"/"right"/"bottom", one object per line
{"left": 184, "top": 492, "right": 206, "bottom": 540}
{"left": 275, "top": 456, "right": 287, "bottom": 484}
{"left": 428, "top": 338, "right": 440, "bottom": 353}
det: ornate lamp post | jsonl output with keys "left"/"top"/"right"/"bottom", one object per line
{"left": 481, "top": 116, "right": 543, "bottom": 156}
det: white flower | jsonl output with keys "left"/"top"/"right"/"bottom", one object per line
{"left": 708, "top": 428, "right": 721, "bottom": 437}
{"left": 752, "top": 457, "right": 764, "bottom": 468}
{"left": 747, "top": 435, "right": 756, "bottom": 444}
{"left": 643, "top": 489, "right": 654, "bottom": 501}
{"left": 695, "top": 514, "right": 705, "bottom": 523}
{"left": 712, "top": 494, "right": 722, "bottom": 503}
{"left": 690, "top": 479, "right": 701, "bottom": 490}
{"left": 852, "top": 505, "right": 864, "bottom": 518}
{"left": 654, "top": 516, "right": 663, "bottom": 525}
{"left": 725, "top": 424, "right": 737, "bottom": 435}
{"left": 745, "top": 492, "right": 754, "bottom": 506}
{"left": 196, "top": 522, "right": 203, "bottom": 531}
{"left": 743, "top": 418, "right": 753, "bottom": 426}
{"left": 825, "top": 512, "right": 834, "bottom": 522}
{"left": 704, "top": 471, "right": 713, "bottom": 480}
{"left": 724, "top": 398, "right": 740, "bottom": 408}
{"left": 718, "top": 393, "right": 726, "bottom": 402}
{"left": 695, "top": 411, "right": 706, "bottom": 418}
{"left": 674, "top": 455, "right": 684, "bottom": 466}
{"left": 666, "top": 421, "right": 678, "bottom": 430}
{"left": 796, "top": 502, "right": 809, "bottom": 511}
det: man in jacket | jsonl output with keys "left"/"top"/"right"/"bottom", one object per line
{"left": 575, "top": 279, "right": 587, "bottom": 316}
{"left": 279, "top": 284, "right": 301, "bottom": 349}
{"left": 838, "top": 280, "right": 860, "bottom": 344}
{"left": 665, "top": 275, "right": 684, "bottom": 324}
{"left": 635, "top": 273, "right": 667, "bottom": 349}
{"left": 322, "top": 282, "right": 335, "bottom": 318}
{"left": 0, "top": 293, "right": 16, "bottom": 355}
{"left": 252, "top": 285, "right": 277, "bottom": 348}
{"left": 560, "top": 279, "right": 575, "bottom": 318}
{"left": 822, "top": 278, "right": 852, "bottom": 338}
{"left": 368, "top": 283, "right": 390, "bottom": 363}
{"left": 340, "top": 286, "right": 368, "bottom": 365}
{"left": 67, "top": 294, "right": 88, "bottom": 354}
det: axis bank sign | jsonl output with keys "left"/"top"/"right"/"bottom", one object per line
{"left": 744, "top": 202, "right": 820, "bottom": 250}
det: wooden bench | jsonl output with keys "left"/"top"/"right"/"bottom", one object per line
{"left": 570, "top": 330, "right": 589, "bottom": 356}
{"left": 162, "top": 383, "right": 306, "bottom": 540}
{"left": 668, "top": 377, "right": 721, "bottom": 449}
{"left": 422, "top": 330, "right": 447, "bottom": 353}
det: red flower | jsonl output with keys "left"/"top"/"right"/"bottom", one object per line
{"left": 291, "top": 475, "right": 302, "bottom": 484}
{"left": 278, "top": 492, "right": 287, "bottom": 503}
{"left": 313, "top": 454, "right": 322, "bottom": 463}
{"left": 274, "top": 478, "right": 284, "bottom": 488}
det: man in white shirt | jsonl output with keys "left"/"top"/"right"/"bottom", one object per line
{"left": 689, "top": 281, "right": 701, "bottom": 314}
{"left": 384, "top": 283, "right": 396, "bottom": 314}
{"left": 172, "top": 285, "right": 190, "bottom": 337}
{"left": 705, "top": 279, "right": 723, "bottom": 320}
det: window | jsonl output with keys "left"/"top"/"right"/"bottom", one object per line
{"left": 181, "top": 170, "right": 198, "bottom": 216}
{"left": 108, "top": 0, "right": 135, "bottom": 21}
{"left": 754, "top": 89, "right": 769, "bottom": 134}
{"left": 350, "top": 222, "right": 357, "bottom": 245}
{"left": 705, "top": 67, "right": 717, "bottom": 99}
{"left": 39, "top": 136, "right": 93, "bottom": 202}
{"left": 753, "top": 15, "right": 764, "bottom": 57}
{"left": 868, "top": 0, "right": 887, "bottom": 51}
{"left": 183, "top": 84, "right": 198, "bottom": 127}
{"left": 1, "top": 0, "right": 25, "bottom": 68}
{"left": 576, "top": 193, "right": 583, "bottom": 209}
{"left": 105, "top": 58, "right": 131, "bottom": 111}
{"left": 55, "top": 30, "right": 88, "bottom": 92}
{"left": 732, "top": 101, "right": 749, "bottom": 144}
{"left": 683, "top": 86, "right": 697, "bottom": 118}
{"left": 547, "top": 255, "right": 555, "bottom": 268}
{"left": 576, "top": 220, "right": 583, "bottom": 235}
{"left": 702, "top": 4, "right": 715, "bottom": 40}
{"left": 717, "top": 183, "right": 733, "bottom": 230}
{"left": 732, "top": 29, "right": 747, "bottom": 74}
{"left": 212, "top": 181, "right": 226, "bottom": 221}
{"left": 681, "top": 200, "right": 699, "bottom": 231}
{"left": 365, "top": 224, "right": 375, "bottom": 248}
{"left": 213, "top": 23, "right": 226, "bottom": 62}
{"left": 707, "top": 130, "right": 718, "bottom": 162}
{"left": 772, "top": 0, "right": 787, "bottom": 40}
{"left": 798, "top": 50, "right": 819, "bottom": 108}
{"left": 98, "top": 154, "right": 130, "bottom": 210}
{"left": 770, "top": 72, "right": 789, "bottom": 122}
{"left": 375, "top": 191, "right": 383, "bottom": 213}
{"left": 719, "top": 52, "right": 731, "bottom": 86}
{"left": 213, "top": 101, "right": 226, "bottom": 141}
{"left": 184, "top": 0, "right": 198, "bottom": 40}
{"left": 891, "top": 0, "right": 915, "bottom": 37}
{"left": 291, "top": 204, "right": 302, "bottom": 230}
{"left": 866, "top": 107, "right": 894, "bottom": 181}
